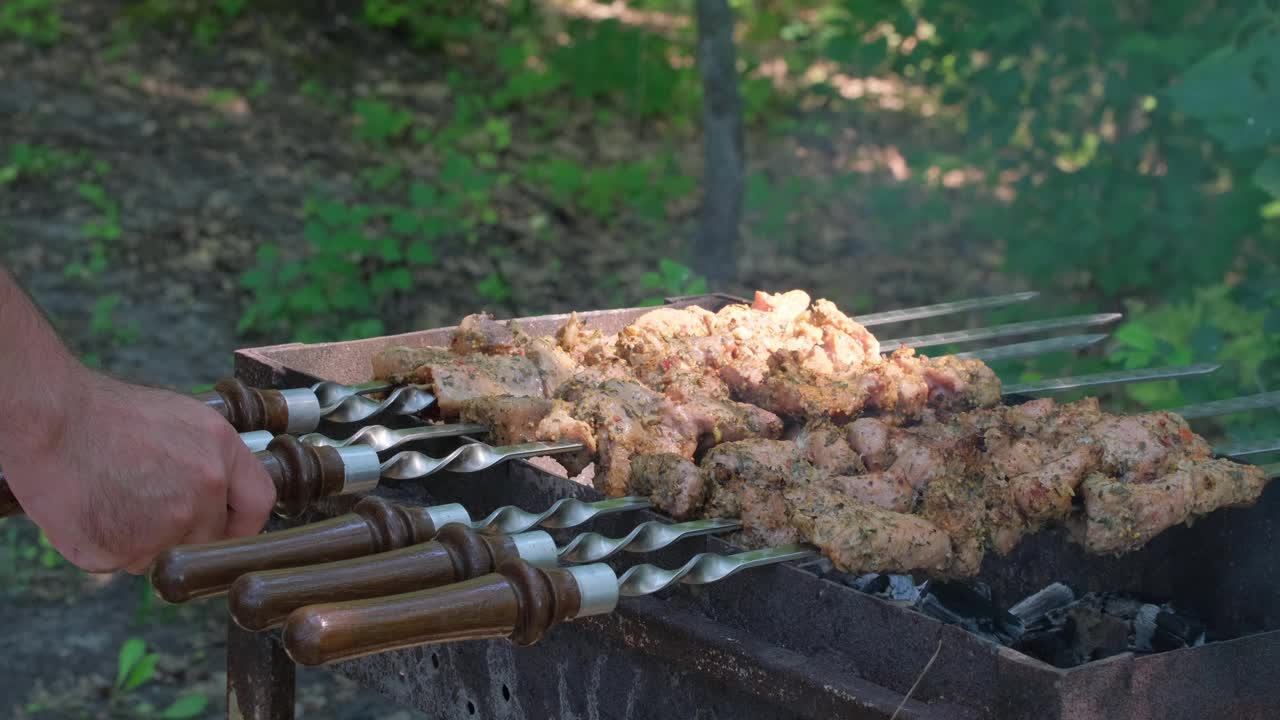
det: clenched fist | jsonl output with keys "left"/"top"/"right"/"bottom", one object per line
{"left": 0, "top": 267, "right": 275, "bottom": 574}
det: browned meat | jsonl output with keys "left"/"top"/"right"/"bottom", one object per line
{"left": 702, "top": 441, "right": 822, "bottom": 547}
{"left": 631, "top": 453, "right": 707, "bottom": 520}
{"left": 457, "top": 396, "right": 556, "bottom": 446}
{"left": 554, "top": 379, "right": 698, "bottom": 496}
{"left": 678, "top": 395, "right": 784, "bottom": 450}
{"left": 786, "top": 480, "right": 953, "bottom": 575}
{"left": 370, "top": 345, "right": 455, "bottom": 382}
{"left": 1084, "top": 411, "right": 1212, "bottom": 481}
{"left": 1008, "top": 444, "right": 1099, "bottom": 523}
{"left": 917, "top": 460, "right": 989, "bottom": 576}
{"left": 793, "top": 420, "right": 865, "bottom": 475}
{"left": 451, "top": 313, "right": 519, "bottom": 355}
{"left": 1073, "top": 459, "right": 1269, "bottom": 554}
{"left": 914, "top": 354, "right": 1003, "bottom": 414}
{"left": 456, "top": 396, "right": 596, "bottom": 472}
{"left": 829, "top": 473, "right": 914, "bottom": 512}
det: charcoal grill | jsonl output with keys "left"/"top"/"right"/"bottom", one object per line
{"left": 225, "top": 294, "right": 1280, "bottom": 720}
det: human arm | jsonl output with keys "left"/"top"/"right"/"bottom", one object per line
{"left": 0, "top": 267, "right": 276, "bottom": 574}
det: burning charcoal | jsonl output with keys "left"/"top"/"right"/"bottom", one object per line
{"left": 1063, "top": 605, "right": 1131, "bottom": 663}
{"left": 1132, "top": 604, "right": 1160, "bottom": 652}
{"left": 917, "top": 581, "right": 1024, "bottom": 646}
{"left": 1008, "top": 583, "right": 1075, "bottom": 628}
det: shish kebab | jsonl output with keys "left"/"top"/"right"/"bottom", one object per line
{"left": 204, "top": 292, "right": 1051, "bottom": 435}
{"left": 150, "top": 374, "right": 1252, "bottom": 606}
{"left": 0, "top": 354, "right": 1222, "bottom": 522}
{"left": 0, "top": 291, "right": 1131, "bottom": 520}
{"left": 176, "top": 412, "right": 1274, "bottom": 629}
{"left": 280, "top": 464, "right": 1280, "bottom": 668}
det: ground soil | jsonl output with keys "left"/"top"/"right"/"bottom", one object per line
{"left": 0, "top": 3, "right": 1018, "bottom": 718}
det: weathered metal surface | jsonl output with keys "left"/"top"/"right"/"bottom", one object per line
{"left": 228, "top": 294, "right": 1280, "bottom": 720}
{"left": 227, "top": 618, "right": 295, "bottom": 720}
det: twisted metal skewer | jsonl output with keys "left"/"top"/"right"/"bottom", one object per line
{"left": 556, "top": 519, "right": 742, "bottom": 564}
{"left": 616, "top": 544, "right": 817, "bottom": 597}
{"left": 471, "top": 496, "right": 652, "bottom": 535}
{"left": 318, "top": 385, "right": 438, "bottom": 424}
{"left": 378, "top": 441, "right": 586, "bottom": 480}
{"left": 299, "top": 423, "right": 488, "bottom": 452}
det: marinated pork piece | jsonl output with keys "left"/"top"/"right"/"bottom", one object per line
{"left": 1073, "top": 459, "right": 1269, "bottom": 554}
{"left": 456, "top": 396, "right": 596, "bottom": 474}
{"left": 792, "top": 420, "right": 866, "bottom": 475}
{"left": 370, "top": 345, "right": 455, "bottom": 382}
{"left": 785, "top": 480, "right": 953, "bottom": 575}
{"left": 702, "top": 441, "right": 822, "bottom": 547}
{"left": 450, "top": 313, "right": 519, "bottom": 355}
{"left": 630, "top": 453, "right": 707, "bottom": 520}
{"left": 554, "top": 379, "right": 699, "bottom": 496}
{"left": 1084, "top": 411, "right": 1212, "bottom": 481}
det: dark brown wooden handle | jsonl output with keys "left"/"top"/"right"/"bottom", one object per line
{"left": 229, "top": 525, "right": 519, "bottom": 631}
{"left": 282, "top": 558, "right": 582, "bottom": 666}
{"left": 0, "top": 472, "right": 18, "bottom": 519}
{"left": 258, "top": 435, "right": 350, "bottom": 518}
{"left": 150, "top": 496, "right": 440, "bottom": 603}
{"left": 204, "top": 378, "right": 293, "bottom": 434}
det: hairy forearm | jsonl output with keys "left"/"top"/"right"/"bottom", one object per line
{"left": 0, "top": 268, "right": 85, "bottom": 469}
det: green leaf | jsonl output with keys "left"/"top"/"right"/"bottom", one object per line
{"left": 374, "top": 237, "right": 402, "bottom": 262}
{"left": 407, "top": 240, "right": 434, "bottom": 264}
{"left": 160, "top": 694, "right": 209, "bottom": 719}
{"left": 410, "top": 182, "right": 438, "bottom": 208}
{"left": 640, "top": 271, "right": 662, "bottom": 289}
{"left": 122, "top": 653, "right": 159, "bottom": 692}
{"left": 1112, "top": 322, "right": 1158, "bottom": 352}
{"left": 1254, "top": 157, "right": 1280, "bottom": 200}
{"left": 115, "top": 638, "right": 147, "bottom": 690}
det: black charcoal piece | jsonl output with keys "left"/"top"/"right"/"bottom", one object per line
{"left": 1009, "top": 582, "right": 1076, "bottom": 626}
{"left": 918, "top": 581, "right": 1024, "bottom": 645}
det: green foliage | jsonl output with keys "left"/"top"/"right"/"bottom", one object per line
{"left": 0, "top": 0, "right": 62, "bottom": 45}
{"left": 113, "top": 638, "right": 209, "bottom": 719}
{"left": 122, "top": 0, "right": 245, "bottom": 48}
{"left": 524, "top": 156, "right": 695, "bottom": 222}
{"left": 238, "top": 189, "right": 443, "bottom": 341}
{"left": 545, "top": 19, "right": 700, "bottom": 121}
{"left": 361, "top": 0, "right": 488, "bottom": 49}
{"left": 0, "top": 143, "right": 82, "bottom": 184}
{"left": 353, "top": 99, "right": 414, "bottom": 146}
{"left": 640, "top": 258, "right": 708, "bottom": 305}
{"left": 0, "top": 523, "right": 65, "bottom": 595}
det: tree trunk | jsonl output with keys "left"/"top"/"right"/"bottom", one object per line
{"left": 693, "top": 0, "right": 744, "bottom": 289}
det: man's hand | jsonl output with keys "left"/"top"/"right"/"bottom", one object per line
{"left": 3, "top": 370, "right": 277, "bottom": 574}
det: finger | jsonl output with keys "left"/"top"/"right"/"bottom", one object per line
{"left": 224, "top": 442, "right": 276, "bottom": 538}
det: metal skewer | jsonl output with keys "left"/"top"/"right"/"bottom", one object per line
{"left": 1003, "top": 364, "right": 1221, "bottom": 396}
{"left": 227, "top": 517, "right": 745, "bottom": 630}
{"left": 280, "top": 543, "right": 816, "bottom": 665}
{"left": 879, "top": 313, "right": 1122, "bottom": 354}
{"left": 1169, "top": 391, "right": 1280, "bottom": 420}
{"left": 151, "top": 494, "right": 652, "bottom": 604}
{"left": 958, "top": 334, "right": 1109, "bottom": 362}
{"left": 854, "top": 292, "right": 1040, "bottom": 327}
{"left": 377, "top": 441, "right": 586, "bottom": 481}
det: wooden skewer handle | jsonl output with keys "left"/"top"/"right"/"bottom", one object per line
{"left": 201, "top": 378, "right": 302, "bottom": 434}
{"left": 150, "top": 496, "right": 451, "bottom": 603}
{"left": 282, "top": 558, "right": 584, "bottom": 666}
{"left": 229, "top": 524, "right": 529, "bottom": 631}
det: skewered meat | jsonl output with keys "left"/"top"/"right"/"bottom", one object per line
{"left": 367, "top": 290, "right": 1269, "bottom": 577}
{"left": 630, "top": 454, "right": 706, "bottom": 520}
{"left": 377, "top": 351, "right": 545, "bottom": 418}
{"left": 786, "top": 481, "right": 953, "bottom": 575}
{"left": 1072, "top": 459, "right": 1268, "bottom": 554}
{"left": 700, "top": 441, "right": 821, "bottom": 547}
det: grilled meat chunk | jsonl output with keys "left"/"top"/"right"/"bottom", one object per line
{"left": 451, "top": 313, "right": 519, "bottom": 355}
{"left": 702, "top": 441, "right": 822, "bottom": 547}
{"left": 456, "top": 395, "right": 596, "bottom": 474}
{"left": 631, "top": 453, "right": 708, "bottom": 520}
{"left": 792, "top": 420, "right": 865, "bottom": 475}
{"left": 1073, "top": 459, "right": 1268, "bottom": 554}
{"left": 786, "top": 481, "right": 953, "bottom": 575}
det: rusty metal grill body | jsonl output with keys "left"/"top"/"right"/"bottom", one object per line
{"left": 226, "top": 294, "right": 1280, "bottom": 720}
